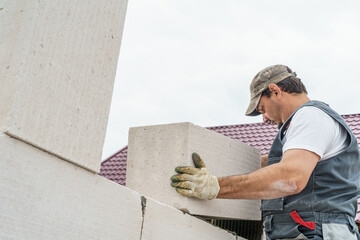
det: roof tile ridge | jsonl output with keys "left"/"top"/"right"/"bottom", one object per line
{"left": 102, "top": 145, "right": 128, "bottom": 164}
{"left": 206, "top": 121, "right": 266, "bottom": 129}
{"left": 341, "top": 113, "right": 360, "bottom": 118}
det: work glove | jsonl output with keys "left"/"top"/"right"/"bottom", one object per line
{"left": 170, "top": 153, "right": 220, "bottom": 200}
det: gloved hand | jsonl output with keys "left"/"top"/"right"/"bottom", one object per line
{"left": 170, "top": 152, "right": 220, "bottom": 200}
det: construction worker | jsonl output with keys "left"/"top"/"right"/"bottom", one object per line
{"left": 171, "top": 65, "right": 360, "bottom": 239}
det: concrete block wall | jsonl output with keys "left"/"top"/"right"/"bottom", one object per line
{"left": 0, "top": 134, "right": 242, "bottom": 239}
{"left": 142, "top": 198, "right": 243, "bottom": 240}
{"left": 0, "top": 1, "right": 251, "bottom": 239}
{"left": 0, "top": 134, "right": 143, "bottom": 240}
{"left": 0, "top": 0, "right": 127, "bottom": 172}
{"left": 127, "top": 122, "right": 262, "bottom": 220}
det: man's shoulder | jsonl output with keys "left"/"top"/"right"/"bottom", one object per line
{"left": 293, "top": 106, "right": 332, "bottom": 122}
{"left": 289, "top": 106, "right": 337, "bottom": 133}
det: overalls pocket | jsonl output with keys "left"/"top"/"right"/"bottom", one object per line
{"left": 264, "top": 215, "right": 308, "bottom": 240}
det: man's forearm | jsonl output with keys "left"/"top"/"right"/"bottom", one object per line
{"left": 216, "top": 163, "right": 298, "bottom": 199}
{"left": 216, "top": 149, "right": 319, "bottom": 200}
{"left": 261, "top": 154, "right": 268, "bottom": 168}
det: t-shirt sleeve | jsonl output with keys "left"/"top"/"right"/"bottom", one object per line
{"left": 282, "top": 107, "right": 335, "bottom": 159}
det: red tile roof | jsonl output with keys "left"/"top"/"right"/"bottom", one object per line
{"left": 100, "top": 146, "right": 128, "bottom": 185}
{"left": 206, "top": 122, "right": 278, "bottom": 155}
{"left": 100, "top": 113, "right": 360, "bottom": 186}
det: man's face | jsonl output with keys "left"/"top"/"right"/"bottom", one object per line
{"left": 262, "top": 113, "right": 283, "bottom": 129}
{"left": 257, "top": 94, "right": 283, "bottom": 129}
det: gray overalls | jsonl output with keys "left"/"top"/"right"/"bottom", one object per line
{"left": 262, "top": 101, "right": 360, "bottom": 239}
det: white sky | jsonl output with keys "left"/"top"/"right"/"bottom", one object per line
{"left": 102, "top": 0, "right": 360, "bottom": 159}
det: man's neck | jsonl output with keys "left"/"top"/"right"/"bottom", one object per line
{"left": 281, "top": 93, "right": 310, "bottom": 123}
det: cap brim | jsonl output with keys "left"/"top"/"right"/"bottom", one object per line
{"left": 245, "top": 94, "right": 262, "bottom": 116}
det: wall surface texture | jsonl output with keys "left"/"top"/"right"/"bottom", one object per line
{"left": 0, "top": 134, "right": 143, "bottom": 240}
{"left": 127, "top": 122, "right": 262, "bottom": 220}
{"left": 0, "top": 0, "right": 127, "bottom": 172}
{"left": 142, "top": 197, "right": 242, "bottom": 240}
{"left": 0, "top": 134, "right": 240, "bottom": 239}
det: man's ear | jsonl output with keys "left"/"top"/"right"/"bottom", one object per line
{"left": 268, "top": 83, "right": 281, "bottom": 97}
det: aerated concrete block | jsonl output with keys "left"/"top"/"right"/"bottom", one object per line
{"left": 127, "top": 122, "right": 261, "bottom": 220}
{"left": 0, "top": 134, "right": 142, "bottom": 240}
{"left": 0, "top": 0, "right": 128, "bottom": 172}
{"left": 141, "top": 197, "right": 240, "bottom": 240}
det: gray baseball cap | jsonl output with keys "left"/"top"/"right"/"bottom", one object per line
{"left": 245, "top": 64, "right": 297, "bottom": 116}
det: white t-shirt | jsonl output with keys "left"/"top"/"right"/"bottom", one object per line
{"left": 282, "top": 106, "right": 349, "bottom": 160}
